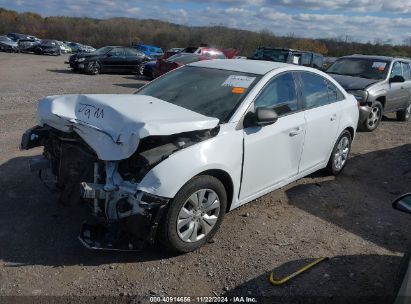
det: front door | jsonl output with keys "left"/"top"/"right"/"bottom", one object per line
{"left": 240, "top": 72, "right": 306, "bottom": 201}
{"left": 101, "top": 48, "right": 125, "bottom": 71}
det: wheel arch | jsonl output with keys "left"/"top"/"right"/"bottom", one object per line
{"left": 375, "top": 96, "right": 386, "bottom": 109}
{"left": 195, "top": 169, "right": 234, "bottom": 213}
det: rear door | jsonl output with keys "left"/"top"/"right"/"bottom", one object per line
{"left": 298, "top": 71, "right": 343, "bottom": 173}
{"left": 387, "top": 61, "right": 408, "bottom": 112}
{"left": 124, "top": 48, "right": 145, "bottom": 72}
{"left": 400, "top": 62, "right": 411, "bottom": 110}
{"left": 100, "top": 48, "right": 125, "bottom": 71}
{"left": 240, "top": 72, "right": 306, "bottom": 200}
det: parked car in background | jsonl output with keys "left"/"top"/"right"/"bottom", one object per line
{"left": 249, "top": 47, "right": 324, "bottom": 69}
{"left": 32, "top": 40, "right": 61, "bottom": 55}
{"left": 327, "top": 55, "right": 411, "bottom": 131}
{"left": 67, "top": 46, "right": 148, "bottom": 75}
{"left": 0, "top": 35, "right": 19, "bottom": 52}
{"left": 134, "top": 44, "right": 164, "bottom": 59}
{"left": 6, "top": 32, "right": 39, "bottom": 42}
{"left": 56, "top": 41, "right": 71, "bottom": 54}
{"left": 17, "top": 38, "right": 40, "bottom": 53}
{"left": 182, "top": 46, "right": 230, "bottom": 59}
{"left": 140, "top": 48, "right": 185, "bottom": 78}
{"left": 141, "top": 60, "right": 156, "bottom": 79}
{"left": 82, "top": 45, "right": 96, "bottom": 53}
{"left": 153, "top": 53, "right": 212, "bottom": 78}
{"left": 21, "top": 59, "right": 358, "bottom": 253}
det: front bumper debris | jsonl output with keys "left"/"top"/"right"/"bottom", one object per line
{"left": 79, "top": 222, "right": 146, "bottom": 251}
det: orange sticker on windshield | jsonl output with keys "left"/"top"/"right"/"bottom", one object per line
{"left": 232, "top": 87, "right": 245, "bottom": 94}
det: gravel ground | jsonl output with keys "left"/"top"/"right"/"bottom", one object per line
{"left": 0, "top": 52, "right": 411, "bottom": 303}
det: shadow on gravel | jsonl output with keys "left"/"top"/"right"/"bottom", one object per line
{"left": 0, "top": 156, "right": 175, "bottom": 267}
{"left": 223, "top": 254, "right": 399, "bottom": 304}
{"left": 287, "top": 144, "right": 411, "bottom": 253}
{"left": 47, "top": 69, "right": 74, "bottom": 74}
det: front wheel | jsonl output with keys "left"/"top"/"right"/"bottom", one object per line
{"left": 396, "top": 103, "right": 411, "bottom": 122}
{"left": 159, "top": 175, "right": 227, "bottom": 253}
{"left": 86, "top": 61, "right": 100, "bottom": 75}
{"left": 359, "top": 101, "right": 383, "bottom": 132}
{"left": 326, "top": 130, "right": 352, "bottom": 175}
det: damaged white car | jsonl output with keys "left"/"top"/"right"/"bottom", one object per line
{"left": 21, "top": 59, "right": 359, "bottom": 253}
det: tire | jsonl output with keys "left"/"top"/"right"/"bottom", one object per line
{"left": 159, "top": 175, "right": 227, "bottom": 253}
{"left": 326, "top": 130, "right": 352, "bottom": 175}
{"left": 396, "top": 102, "right": 411, "bottom": 122}
{"left": 359, "top": 101, "right": 383, "bottom": 132}
{"left": 86, "top": 61, "right": 100, "bottom": 75}
{"left": 139, "top": 64, "right": 145, "bottom": 76}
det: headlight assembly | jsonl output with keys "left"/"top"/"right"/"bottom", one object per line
{"left": 77, "top": 57, "right": 86, "bottom": 62}
{"left": 348, "top": 90, "right": 369, "bottom": 104}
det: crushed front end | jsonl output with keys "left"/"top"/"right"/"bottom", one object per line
{"left": 21, "top": 125, "right": 170, "bottom": 251}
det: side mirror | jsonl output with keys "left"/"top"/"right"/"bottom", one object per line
{"left": 390, "top": 75, "right": 405, "bottom": 83}
{"left": 106, "top": 53, "right": 112, "bottom": 57}
{"left": 255, "top": 107, "right": 278, "bottom": 126}
{"left": 392, "top": 194, "right": 411, "bottom": 215}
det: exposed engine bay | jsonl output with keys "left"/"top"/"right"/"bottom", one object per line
{"left": 21, "top": 124, "right": 219, "bottom": 250}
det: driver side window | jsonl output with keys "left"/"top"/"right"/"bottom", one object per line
{"left": 254, "top": 72, "right": 298, "bottom": 116}
{"left": 391, "top": 62, "right": 403, "bottom": 78}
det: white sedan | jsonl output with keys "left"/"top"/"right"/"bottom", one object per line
{"left": 21, "top": 59, "right": 359, "bottom": 253}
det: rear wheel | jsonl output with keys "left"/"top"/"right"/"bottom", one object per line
{"left": 359, "top": 101, "right": 383, "bottom": 132}
{"left": 139, "top": 64, "right": 145, "bottom": 76}
{"left": 86, "top": 61, "right": 100, "bottom": 75}
{"left": 396, "top": 103, "right": 411, "bottom": 122}
{"left": 326, "top": 130, "right": 352, "bottom": 175}
{"left": 159, "top": 175, "right": 227, "bottom": 253}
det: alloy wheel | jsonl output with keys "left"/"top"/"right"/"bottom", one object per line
{"left": 367, "top": 106, "right": 381, "bottom": 128}
{"left": 177, "top": 189, "right": 220, "bottom": 243}
{"left": 334, "top": 136, "right": 350, "bottom": 170}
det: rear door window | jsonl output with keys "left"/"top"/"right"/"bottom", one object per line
{"left": 327, "top": 80, "right": 345, "bottom": 103}
{"left": 299, "top": 72, "right": 330, "bottom": 109}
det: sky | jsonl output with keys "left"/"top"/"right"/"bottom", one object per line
{"left": 1, "top": 0, "right": 411, "bottom": 44}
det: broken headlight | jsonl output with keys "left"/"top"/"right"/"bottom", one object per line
{"left": 347, "top": 90, "right": 369, "bottom": 104}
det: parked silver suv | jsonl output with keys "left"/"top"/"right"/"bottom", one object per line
{"left": 327, "top": 55, "right": 411, "bottom": 131}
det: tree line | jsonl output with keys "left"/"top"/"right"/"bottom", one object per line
{"left": 1, "top": 7, "right": 411, "bottom": 58}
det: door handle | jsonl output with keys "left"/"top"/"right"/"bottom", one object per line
{"left": 330, "top": 114, "right": 337, "bottom": 121}
{"left": 289, "top": 128, "right": 303, "bottom": 137}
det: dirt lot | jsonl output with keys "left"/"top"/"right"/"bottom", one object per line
{"left": 0, "top": 52, "right": 411, "bottom": 303}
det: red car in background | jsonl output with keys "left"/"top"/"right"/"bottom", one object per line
{"left": 152, "top": 47, "right": 238, "bottom": 78}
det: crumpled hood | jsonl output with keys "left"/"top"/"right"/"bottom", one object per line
{"left": 328, "top": 73, "right": 380, "bottom": 90}
{"left": 37, "top": 94, "right": 219, "bottom": 161}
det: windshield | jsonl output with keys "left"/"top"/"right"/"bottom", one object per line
{"left": 0, "top": 36, "right": 11, "bottom": 42}
{"left": 92, "top": 46, "right": 113, "bottom": 55}
{"left": 249, "top": 49, "right": 289, "bottom": 62}
{"left": 136, "top": 66, "right": 260, "bottom": 122}
{"left": 327, "top": 58, "right": 389, "bottom": 80}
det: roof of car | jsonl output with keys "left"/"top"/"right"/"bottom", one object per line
{"left": 343, "top": 54, "right": 411, "bottom": 62}
{"left": 188, "top": 59, "right": 298, "bottom": 75}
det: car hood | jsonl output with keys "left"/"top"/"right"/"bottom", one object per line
{"left": 328, "top": 73, "right": 380, "bottom": 90}
{"left": 37, "top": 94, "right": 219, "bottom": 161}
